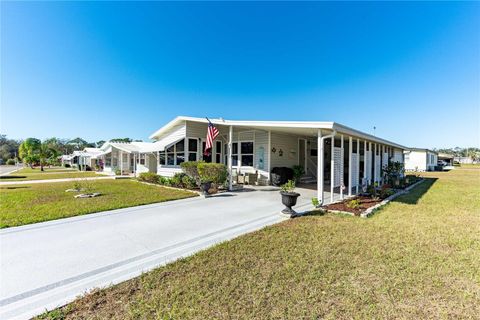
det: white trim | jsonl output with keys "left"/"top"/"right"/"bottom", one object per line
{"left": 149, "top": 116, "right": 407, "bottom": 150}
{"left": 340, "top": 134, "right": 344, "bottom": 200}
{"left": 348, "top": 136, "right": 352, "bottom": 197}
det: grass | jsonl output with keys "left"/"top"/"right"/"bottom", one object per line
{"left": 0, "top": 167, "right": 100, "bottom": 181}
{"left": 0, "top": 180, "right": 197, "bottom": 228}
{"left": 37, "top": 167, "right": 480, "bottom": 319}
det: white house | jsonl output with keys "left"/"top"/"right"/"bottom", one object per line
{"left": 148, "top": 116, "right": 407, "bottom": 204}
{"left": 97, "top": 141, "right": 159, "bottom": 175}
{"left": 77, "top": 148, "right": 103, "bottom": 170}
{"left": 404, "top": 148, "right": 438, "bottom": 171}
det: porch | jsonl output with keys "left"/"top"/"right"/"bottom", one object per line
{"left": 149, "top": 117, "right": 406, "bottom": 206}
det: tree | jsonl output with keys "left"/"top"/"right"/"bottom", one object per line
{"left": 110, "top": 138, "right": 133, "bottom": 143}
{"left": 0, "top": 135, "right": 21, "bottom": 162}
{"left": 67, "top": 138, "right": 92, "bottom": 150}
{"left": 96, "top": 140, "right": 106, "bottom": 148}
{"left": 18, "top": 138, "right": 41, "bottom": 168}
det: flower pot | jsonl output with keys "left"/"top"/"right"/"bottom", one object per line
{"left": 280, "top": 191, "right": 300, "bottom": 216}
{"left": 200, "top": 181, "right": 212, "bottom": 196}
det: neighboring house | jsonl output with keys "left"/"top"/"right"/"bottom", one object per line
{"left": 60, "top": 153, "right": 79, "bottom": 167}
{"left": 78, "top": 148, "right": 103, "bottom": 170}
{"left": 438, "top": 153, "right": 454, "bottom": 167}
{"left": 97, "top": 141, "right": 159, "bottom": 175}
{"left": 454, "top": 156, "right": 476, "bottom": 164}
{"left": 404, "top": 148, "right": 438, "bottom": 171}
{"left": 149, "top": 116, "right": 407, "bottom": 204}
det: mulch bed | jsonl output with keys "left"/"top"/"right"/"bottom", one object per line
{"left": 323, "top": 196, "right": 384, "bottom": 216}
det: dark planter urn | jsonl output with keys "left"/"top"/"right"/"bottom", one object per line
{"left": 280, "top": 191, "right": 300, "bottom": 216}
{"left": 200, "top": 181, "right": 212, "bottom": 196}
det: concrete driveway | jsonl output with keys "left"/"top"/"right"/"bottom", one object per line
{"left": 0, "top": 165, "right": 21, "bottom": 176}
{"left": 0, "top": 186, "right": 318, "bottom": 319}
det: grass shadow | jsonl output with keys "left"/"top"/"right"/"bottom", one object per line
{"left": 0, "top": 186, "right": 31, "bottom": 190}
{"left": 0, "top": 175, "right": 27, "bottom": 179}
{"left": 392, "top": 177, "right": 437, "bottom": 205}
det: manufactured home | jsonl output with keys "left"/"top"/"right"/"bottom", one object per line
{"left": 404, "top": 148, "right": 438, "bottom": 171}
{"left": 97, "top": 141, "right": 158, "bottom": 175}
{"left": 148, "top": 116, "right": 407, "bottom": 204}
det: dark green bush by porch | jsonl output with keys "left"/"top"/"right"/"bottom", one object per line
{"left": 6, "top": 159, "right": 15, "bottom": 165}
{"left": 197, "top": 162, "right": 227, "bottom": 184}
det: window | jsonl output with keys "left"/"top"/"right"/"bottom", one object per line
{"left": 201, "top": 141, "right": 212, "bottom": 163}
{"left": 240, "top": 142, "right": 254, "bottom": 167}
{"left": 138, "top": 154, "right": 146, "bottom": 165}
{"left": 159, "top": 140, "right": 187, "bottom": 166}
{"left": 175, "top": 139, "right": 185, "bottom": 165}
{"left": 232, "top": 142, "right": 238, "bottom": 166}
{"left": 215, "top": 141, "right": 222, "bottom": 163}
{"left": 188, "top": 138, "right": 198, "bottom": 161}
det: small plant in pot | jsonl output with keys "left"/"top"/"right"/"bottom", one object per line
{"left": 280, "top": 180, "right": 300, "bottom": 217}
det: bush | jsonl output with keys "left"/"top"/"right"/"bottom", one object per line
{"left": 170, "top": 173, "right": 185, "bottom": 188}
{"left": 379, "top": 185, "right": 395, "bottom": 199}
{"left": 181, "top": 174, "right": 197, "bottom": 189}
{"left": 138, "top": 172, "right": 160, "bottom": 184}
{"left": 347, "top": 199, "right": 361, "bottom": 209}
{"left": 180, "top": 161, "right": 201, "bottom": 186}
{"left": 114, "top": 168, "right": 121, "bottom": 176}
{"left": 64, "top": 163, "right": 71, "bottom": 168}
{"left": 6, "top": 159, "right": 15, "bottom": 165}
{"left": 197, "top": 162, "right": 228, "bottom": 185}
{"left": 292, "top": 165, "right": 305, "bottom": 182}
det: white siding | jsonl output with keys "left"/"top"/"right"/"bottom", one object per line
{"left": 270, "top": 132, "right": 301, "bottom": 169}
{"left": 155, "top": 122, "right": 187, "bottom": 149}
{"left": 404, "top": 150, "right": 426, "bottom": 171}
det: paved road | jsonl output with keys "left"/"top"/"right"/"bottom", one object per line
{"left": 0, "top": 165, "right": 21, "bottom": 176}
{"left": 0, "top": 186, "right": 318, "bottom": 319}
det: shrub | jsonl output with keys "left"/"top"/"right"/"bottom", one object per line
{"left": 379, "top": 184, "right": 395, "bottom": 199}
{"left": 171, "top": 173, "right": 186, "bottom": 188}
{"left": 311, "top": 197, "right": 320, "bottom": 207}
{"left": 114, "top": 168, "right": 121, "bottom": 176}
{"left": 6, "top": 159, "right": 15, "bottom": 165}
{"left": 347, "top": 199, "right": 361, "bottom": 209}
{"left": 383, "top": 161, "right": 405, "bottom": 185}
{"left": 138, "top": 172, "right": 160, "bottom": 184}
{"left": 181, "top": 174, "right": 197, "bottom": 189}
{"left": 197, "top": 162, "right": 228, "bottom": 185}
{"left": 280, "top": 180, "right": 296, "bottom": 193}
{"left": 64, "top": 163, "right": 71, "bottom": 168}
{"left": 180, "top": 161, "right": 202, "bottom": 186}
{"left": 292, "top": 165, "right": 305, "bottom": 182}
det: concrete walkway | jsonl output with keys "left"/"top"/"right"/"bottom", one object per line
{"left": 0, "top": 165, "right": 22, "bottom": 176}
{"left": 0, "top": 186, "right": 321, "bottom": 320}
{"left": 0, "top": 176, "right": 117, "bottom": 185}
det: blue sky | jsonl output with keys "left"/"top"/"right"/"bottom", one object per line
{"left": 1, "top": 2, "right": 479, "bottom": 148}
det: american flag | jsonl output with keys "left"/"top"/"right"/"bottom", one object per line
{"left": 204, "top": 119, "right": 219, "bottom": 156}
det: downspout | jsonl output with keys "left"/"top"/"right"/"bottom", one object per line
{"left": 318, "top": 130, "right": 336, "bottom": 205}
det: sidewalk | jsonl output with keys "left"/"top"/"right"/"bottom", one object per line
{"left": 0, "top": 176, "right": 119, "bottom": 185}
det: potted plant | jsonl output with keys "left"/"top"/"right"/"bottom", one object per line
{"left": 280, "top": 180, "right": 300, "bottom": 216}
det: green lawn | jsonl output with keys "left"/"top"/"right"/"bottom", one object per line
{"left": 0, "top": 167, "right": 99, "bottom": 181}
{"left": 0, "top": 180, "right": 197, "bottom": 228}
{"left": 38, "top": 167, "right": 480, "bottom": 319}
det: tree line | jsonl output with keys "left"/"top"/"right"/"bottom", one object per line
{"left": 0, "top": 135, "right": 142, "bottom": 167}
{"left": 434, "top": 147, "right": 480, "bottom": 160}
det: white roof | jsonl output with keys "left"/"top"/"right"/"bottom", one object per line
{"left": 149, "top": 116, "right": 407, "bottom": 149}
{"left": 99, "top": 141, "right": 160, "bottom": 154}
